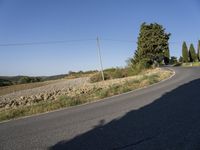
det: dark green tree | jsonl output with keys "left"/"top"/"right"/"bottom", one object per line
{"left": 182, "top": 41, "right": 189, "bottom": 62}
{"left": 18, "top": 77, "right": 31, "bottom": 84}
{"left": 198, "top": 40, "right": 200, "bottom": 61}
{"left": 18, "top": 76, "right": 41, "bottom": 84}
{"left": 189, "top": 43, "right": 197, "bottom": 62}
{"left": 179, "top": 56, "right": 183, "bottom": 63}
{"left": 170, "top": 56, "right": 178, "bottom": 64}
{"left": 133, "top": 22, "right": 170, "bottom": 66}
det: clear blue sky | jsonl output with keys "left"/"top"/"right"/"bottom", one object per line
{"left": 0, "top": 0, "right": 200, "bottom": 76}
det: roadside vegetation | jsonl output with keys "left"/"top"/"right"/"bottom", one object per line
{"left": 162, "top": 40, "right": 200, "bottom": 67}
{"left": 91, "top": 23, "right": 171, "bottom": 83}
{"left": 0, "top": 69, "right": 173, "bottom": 121}
{"left": 0, "top": 22, "right": 174, "bottom": 121}
{"left": 181, "top": 62, "right": 200, "bottom": 67}
{"left": 176, "top": 40, "right": 200, "bottom": 67}
{"left": 90, "top": 67, "right": 137, "bottom": 83}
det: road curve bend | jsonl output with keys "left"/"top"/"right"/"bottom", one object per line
{"left": 0, "top": 67, "right": 200, "bottom": 150}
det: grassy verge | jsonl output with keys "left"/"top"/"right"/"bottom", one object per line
{"left": 90, "top": 67, "right": 142, "bottom": 83}
{"left": 0, "top": 69, "right": 173, "bottom": 122}
{"left": 182, "top": 62, "right": 200, "bottom": 67}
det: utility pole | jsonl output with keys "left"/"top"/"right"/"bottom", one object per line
{"left": 96, "top": 36, "right": 105, "bottom": 81}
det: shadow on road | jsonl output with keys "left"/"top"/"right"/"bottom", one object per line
{"left": 49, "top": 79, "right": 200, "bottom": 150}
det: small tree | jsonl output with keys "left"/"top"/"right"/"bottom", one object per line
{"left": 189, "top": 43, "right": 197, "bottom": 62}
{"left": 18, "top": 77, "right": 31, "bottom": 84}
{"left": 182, "top": 41, "right": 189, "bottom": 62}
{"left": 179, "top": 56, "right": 183, "bottom": 63}
{"left": 170, "top": 56, "right": 178, "bottom": 64}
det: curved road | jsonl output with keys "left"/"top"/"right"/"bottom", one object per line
{"left": 1, "top": 67, "right": 200, "bottom": 150}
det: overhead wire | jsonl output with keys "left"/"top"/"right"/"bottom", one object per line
{"left": 0, "top": 38, "right": 198, "bottom": 47}
{"left": 0, "top": 39, "right": 96, "bottom": 47}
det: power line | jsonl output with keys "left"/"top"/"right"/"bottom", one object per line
{"left": 101, "top": 38, "right": 136, "bottom": 43}
{"left": 0, "top": 39, "right": 96, "bottom": 47}
{"left": 0, "top": 38, "right": 199, "bottom": 47}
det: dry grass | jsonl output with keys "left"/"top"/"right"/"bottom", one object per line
{"left": 0, "top": 80, "right": 57, "bottom": 96}
{"left": 182, "top": 62, "right": 200, "bottom": 67}
{"left": 0, "top": 68, "right": 173, "bottom": 122}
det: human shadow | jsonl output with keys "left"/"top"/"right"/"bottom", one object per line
{"left": 49, "top": 79, "right": 200, "bottom": 150}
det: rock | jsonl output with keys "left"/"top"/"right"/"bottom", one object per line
{"left": 30, "top": 95, "right": 36, "bottom": 100}
{"left": 24, "top": 99, "right": 29, "bottom": 105}
{"left": 11, "top": 102, "right": 16, "bottom": 108}
{"left": 43, "top": 93, "right": 49, "bottom": 100}
{"left": 0, "top": 102, "right": 6, "bottom": 108}
{"left": 33, "top": 98, "right": 41, "bottom": 103}
{"left": 81, "top": 90, "right": 85, "bottom": 94}
{"left": 26, "top": 102, "right": 31, "bottom": 106}
{"left": 5, "top": 104, "right": 10, "bottom": 109}
{"left": 36, "top": 95, "right": 42, "bottom": 100}
{"left": 20, "top": 96, "right": 25, "bottom": 100}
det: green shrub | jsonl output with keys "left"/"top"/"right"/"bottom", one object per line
{"left": 18, "top": 77, "right": 42, "bottom": 84}
{"left": 90, "top": 66, "right": 149, "bottom": 83}
{"left": 112, "top": 69, "right": 126, "bottom": 78}
{"left": 90, "top": 72, "right": 111, "bottom": 83}
{"left": 131, "top": 59, "right": 152, "bottom": 75}
{"left": 97, "top": 89, "right": 109, "bottom": 98}
{"left": 148, "top": 74, "right": 159, "bottom": 84}
{"left": 0, "top": 79, "right": 13, "bottom": 87}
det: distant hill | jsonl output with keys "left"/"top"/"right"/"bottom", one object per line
{"left": 0, "top": 76, "right": 27, "bottom": 86}
{"left": 0, "top": 70, "right": 97, "bottom": 87}
{"left": 0, "top": 76, "right": 27, "bottom": 82}
{"left": 42, "top": 74, "right": 68, "bottom": 81}
{"left": 0, "top": 74, "right": 68, "bottom": 87}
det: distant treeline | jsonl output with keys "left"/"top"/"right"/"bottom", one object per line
{"left": 0, "top": 79, "right": 13, "bottom": 86}
{"left": 0, "top": 76, "right": 43, "bottom": 86}
{"left": 181, "top": 40, "right": 200, "bottom": 63}
{"left": 0, "top": 70, "right": 98, "bottom": 87}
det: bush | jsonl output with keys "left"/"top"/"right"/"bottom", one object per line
{"left": 0, "top": 79, "right": 13, "bottom": 87}
{"left": 90, "top": 64, "right": 152, "bottom": 83}
{"left": 90, "top": 72, "right": 111, "bottom": 83}
{"left": 170, "top": 56, "right": 178, "bottom": 64}
{"left": 18, "top": 77, "right": 42, "bottom": 84}
{"left": 131, "top": 60, "right": 151, "bottom": 75}
{"left": 173, "top": 62, "right": 182, "bottom": 66}
{"left": 111, "top": 68, "right": 127, "bottom": 78}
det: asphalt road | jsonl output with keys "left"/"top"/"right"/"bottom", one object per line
{"left": 1, "top": 67, "right": 200, "bottom": 150}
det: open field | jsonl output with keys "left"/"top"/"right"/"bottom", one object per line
{"left": 0, "top": 68, "right": 173, "bottom": 121}
{"left": 0, "top": 80, "right": 58, "bottom": 96}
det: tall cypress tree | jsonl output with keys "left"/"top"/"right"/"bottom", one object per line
{"left": 189, "top": 43, "right": 197, "bottom": 62}
{"left": 133, "top": 22, "right": 170, "bottom": 65}
{"left": 198, "top": 40, "right": 200, "bottom": 61}
{"left": 182, "top": 41, "right": 189, "bottom": 62}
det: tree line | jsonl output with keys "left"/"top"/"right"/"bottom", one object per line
{"left": 131, "top": 22, "right": 200, "bottom": 67}
{"left": 181, "top": 41, "right": 200, "bottom": 63}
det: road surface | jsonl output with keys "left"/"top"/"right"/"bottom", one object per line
{"left": 1, "top": 67, "right": 200, "bottom": 150}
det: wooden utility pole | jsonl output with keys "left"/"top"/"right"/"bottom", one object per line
{"left": 96, "top": 37, "right": 105, "bottom": 81}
